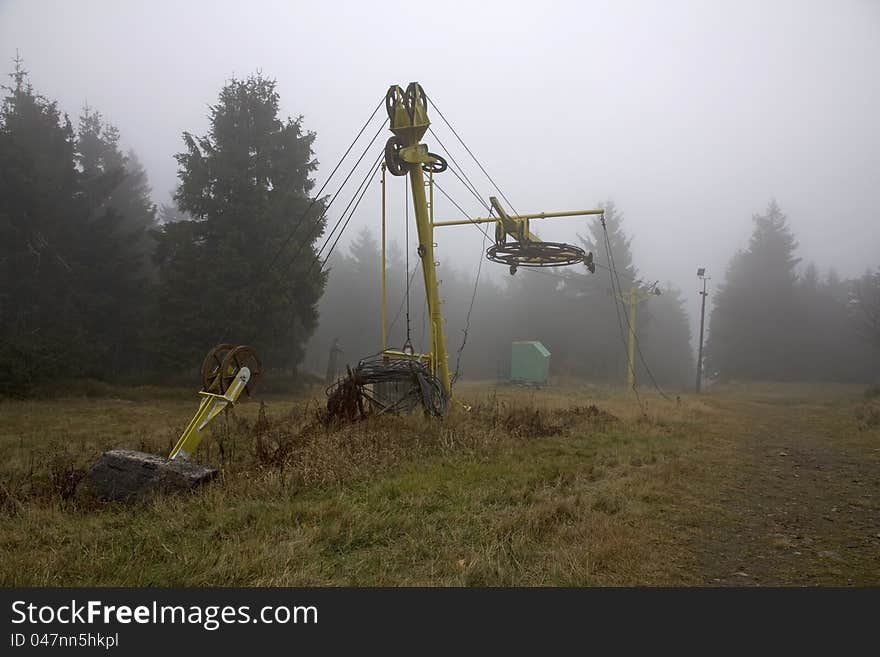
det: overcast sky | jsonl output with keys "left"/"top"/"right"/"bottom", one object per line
{"left": 2, "top": 0, "right": 878, "bottom": 340}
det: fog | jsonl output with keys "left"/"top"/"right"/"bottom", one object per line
{"left": 2, "top": 0, "right": 879, "bottom": 377}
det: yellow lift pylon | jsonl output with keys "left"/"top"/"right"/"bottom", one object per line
{"left": 616, "top": 284, "right": 662, "bottom": 389}
{"left": 380, "top": 82, "right": 606, "bottom": 398}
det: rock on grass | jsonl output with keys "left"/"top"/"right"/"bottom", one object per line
{"left": 77, "top": 449, "right": 218, "bottom": 502}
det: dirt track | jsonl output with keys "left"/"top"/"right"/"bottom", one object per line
{"left": 695, "top": 394, "right": 880, "bottom": 586}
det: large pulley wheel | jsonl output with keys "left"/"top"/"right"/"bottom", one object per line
{"left": 486, "top": 240, "right": 589, "bottom": 271}
{"left": 386, "top": 85, "right": 406, "bottom": 122}
{"left": 404, "top": 82, "right": 427, "bottom": 122}
{"left": 385, "top": 136, "right": 407, "bottom": 176}
{"left": 218, "top": 345, "right": 262, "bottom": 397}
{"left": 201, "top": 343, "right": 235, "bottom": 391}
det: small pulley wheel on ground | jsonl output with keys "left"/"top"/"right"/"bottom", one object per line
{"left": 385, "top": 136, "right": 408, "bottom": 176}
{"left": 218, "top": 345, "right": 262, "bottom": 397}
{"left": 201, "top": 343, "right": 235, "bottom": 391}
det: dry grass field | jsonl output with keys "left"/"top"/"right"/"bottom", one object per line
{"left": 0, "top": 380, "right": 878, "bottom": 586}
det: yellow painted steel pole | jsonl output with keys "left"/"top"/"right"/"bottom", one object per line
{"left": 617, "top": 286, "right": 659, "bottom": 389}
{"left": 627, "top": 287, "right": 637, "bottom": 389}
{"left": 383, "top": 82, "right": 451, "bottom": 394}
{"left": 381, "top": 163, "right": 387, "bottom": 351}
{"left": 169, "top": 366, "right": 252, "bottom": 460}
{"left": 428, "top": 170, "right": 434, "bottom": 224}
{"left": 409, "top": 163, "right": 450, "bottom": 394}
{"left": 428, "top": 172, "right": 435, "bottom": 375}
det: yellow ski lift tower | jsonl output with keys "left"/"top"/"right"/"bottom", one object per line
{"left": 616, "top": 284, "right": 662, "bottom": 389}
{"left": 380, "top": 82, "right": 606, "bottom": 398}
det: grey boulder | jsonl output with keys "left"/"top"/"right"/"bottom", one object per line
{"left": 78, "top": 449, "right": 218, "bottom": 502}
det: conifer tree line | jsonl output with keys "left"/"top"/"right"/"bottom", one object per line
{"left": 0, "top": 57, "right": 324, "bottom": 393}
{"left": 704, "top": 201, "right": 880, "bottom": 382}
{"left": 2, "top": 56, "right": 878, "bottom": 394}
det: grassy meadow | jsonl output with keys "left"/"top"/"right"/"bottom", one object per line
{"left": 0, "top": 380, "right": 878, "bottom": 586}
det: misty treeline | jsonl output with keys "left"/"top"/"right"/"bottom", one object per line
{"left": 1, "top": 59, "right": 878, "bottom": 395}
{"left": 0, "top": 58, "right": 157, "bottom": 391}
{"left": 704, "top": 201, "right": 880, "bottom": 382}
{"left": 0, "top": 59, "right": 324, "bottom": 393}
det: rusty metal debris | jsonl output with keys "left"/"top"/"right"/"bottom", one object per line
{"left": 325, "top": 353, "right": 448, "bottom": 423}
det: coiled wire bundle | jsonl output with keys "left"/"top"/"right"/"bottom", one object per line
{"left": 326, "top": 352, "right": 448, "bottom": 422}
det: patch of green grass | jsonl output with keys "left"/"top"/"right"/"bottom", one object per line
{"left": 1, "top": 381, "right": 876, "bottom": 586}
{"left": 0, "top": 426, "right": 695, "bottom": 586}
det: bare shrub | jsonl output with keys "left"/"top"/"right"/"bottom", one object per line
{"left": 855, "top": 401, "right": 880, "bottom": 430}
{"left": 47, "top": 455, "right": 86, "bottom": 500}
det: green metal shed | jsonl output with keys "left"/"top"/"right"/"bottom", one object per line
{"left": 510, "top": 341, "right": 551, "bottom": 384}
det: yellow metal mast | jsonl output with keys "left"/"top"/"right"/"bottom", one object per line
{"left": 381, "top": 81, "right": 605, "bottom": 400}
{"left": 380, "top": 163, "right": 387, "bottom": 351}
{"left": 616, "top": 286, "right": 661, "bottom": 389}
{"left": 627, "top": 287, "right": 638, "bottom": 390}
{"left": 383, "top": 83, "right": 452, "bottom": 394}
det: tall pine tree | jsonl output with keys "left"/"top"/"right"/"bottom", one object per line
{"left": 0, "top": 57, "right": 152, "bottom": 389}
{"left": 153, "top": 73, "right": 326, "bottom": 373}
{"left": 77, "top": 107, "right": 157, "bottom": 271}
{"left": 0, "top": 56, "right": 83, "bottom": 390}
{"left": 636, "top": 283, "right": 694, "bottom": 387}
{"left": 572, "top": 200, "right": 640, "bottom": 381}
{"left": 705, "top": 200, "right": 801, "bottom": 380}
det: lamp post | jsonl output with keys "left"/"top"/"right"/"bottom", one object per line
{"left": 696, "top": 268, "right": 710, "bottom": 393}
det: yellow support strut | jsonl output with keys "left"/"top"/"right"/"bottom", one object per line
{"left": 168, "top": 366, "right": 251, "bottom": 460}
{"left": 615, "top": 287, "right": 660, "bottom": 389}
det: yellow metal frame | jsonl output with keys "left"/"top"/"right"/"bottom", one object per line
{"left": 379, "top": 81, "right": 606, "bottom": 398}
{"left": 168, "top": 366, "right": 251, "bottom": 460}
{"left": 616, "top": 287, "right": 658, "bottom": 389}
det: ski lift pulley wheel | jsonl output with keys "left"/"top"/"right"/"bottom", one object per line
{"left": 385, "top": 136, "right": 407, "bottom": 176}
{"left": 218, "top": 345, "right": 262, "bottom": 397}
{"left": 404, "top": 82, "right": 427, "bottom": 122}
{"left": 201, "top": 343, "right": 235, "bottom": 391}
{"left": 384, "top": 135, "right": 447, "bottom": 176}
{"left": 486, "top": 240, "right": 589, "bottom": 273}
{"left": 385, "top": 85, "right": 406, "bottom": 122}
{"left": 385, "top": 82, "right": 427, "bottom": 123}
{"left": 200, "top": 343, "right": 262, "bottom": 396}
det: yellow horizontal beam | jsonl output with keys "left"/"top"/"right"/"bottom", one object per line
{"left": 616, "top": 291, "right": 656, "bottom": 304}
{"left": 383, "top": 349, "right": 432, "bottom": 359}
{"left": 432, "top": 208, "right": 605, "bottom": 228}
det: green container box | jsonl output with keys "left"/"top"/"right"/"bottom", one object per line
{"left": 510, "top": 341, "right": 551, "bottom": 384}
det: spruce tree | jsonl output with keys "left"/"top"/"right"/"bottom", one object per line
{"left": 154, "top": 73, "right": 326, "bottom": 373}
{"left": 705, "top": 200, "right": 801, "bottom": 380}
{"left": 636, "top": 284, "right": 694, "bottom": 388}
{"left": 0, "top": 57, "right": 152, "bottom": 388}
{"left": 572, "top": 200, "right": 640, "bottom": 381}
{"left": 77, "top": 107, "right": 157, "bottom": 270}
{"left": 0, "top": 56, "right": 84, "bottom": 389}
